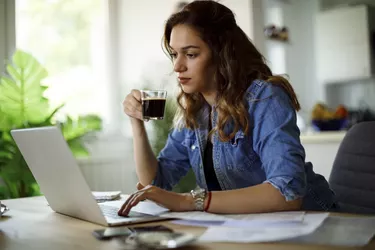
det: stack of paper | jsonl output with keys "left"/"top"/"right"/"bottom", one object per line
{"left": 92, "top": 191, "right": 121, "bottom": 202}
{"left": 160, "top": 211, "right": 329, "bottom": 243}
{"left": 160, "top": 211, "right": 232, "bottom": 221}
{"left": 198, "top": 213, "right": 329, "bottom": 243}
{"left": 161, "top": 211, "right": 305, "bottom": 223}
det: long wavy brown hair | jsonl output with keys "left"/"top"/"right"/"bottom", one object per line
{"left": 163, "top": 0, "right": 300, "bottom": 141}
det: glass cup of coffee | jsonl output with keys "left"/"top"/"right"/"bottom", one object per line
{"left": 140, "top": 90, "right": 167, "bottom": 121}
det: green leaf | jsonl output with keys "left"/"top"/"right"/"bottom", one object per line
{"left": 0, "top": 148, "right": 38, "bottom": 198}
{"left": 0, "top": 107, "right": 14, "bottom": 130}
{"left": 6, "top": 64, "right": 22, "bottom": 85}
{"left": 61, "top": 115, "right": 102, "bottom": 141}
{"left": 0, "top": 185, "right": 11, "bottom": 199}
{"left": 172, "top": 169, "right": 196, "bottom": 193}
{"left": 0, "top": 50, "right": 50, "bottom": 127}
{"left": 0, "top": 77, "right": 21, "bottom": 100}
{"left": 67, "top": 139, "right": 89, "bottom": 157}
{"left": 58, "top": 115, "right": 101, "bottom": 158}
{"left": 2, "top": 132, "right": 13, "bottom": 142}
{"left": 31, "top": 183, "right": 41, "bottom": 196}
{"left": 0, "top": 151, "right": 12, "bottom": 159}
{"left": 29, "top": 103, "right": 65, "bottom": 127}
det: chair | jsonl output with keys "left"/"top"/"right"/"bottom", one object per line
{"left": 329, "top": 121, "right": 375, "bottom": 214}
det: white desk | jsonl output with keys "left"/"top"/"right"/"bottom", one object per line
{"left": 1, "top": 196, "right": 374, "bottom": 250}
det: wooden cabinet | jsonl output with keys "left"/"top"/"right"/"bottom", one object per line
{"left": 316, "top": 5, "right": 374, "bottom": 84}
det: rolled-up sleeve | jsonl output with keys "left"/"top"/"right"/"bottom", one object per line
{"left": 152, "top": 128, "right": 191, "bottom": 191}
{"left": 250, "top": 83, "right": 307, "bottom": 201}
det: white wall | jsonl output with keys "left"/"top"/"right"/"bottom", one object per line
{"left": 284, "top": 0, "right": 321, "bottom": 112}
{"left": 0, "top": 0, "right": 5, "bottom": 73}
{"left": 0, "top": 0, "right": 15, "bottom": 74}
{"left": 263, "top": 0, "right": 321, "bottom": 118}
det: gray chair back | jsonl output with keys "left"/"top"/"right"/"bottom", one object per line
{"left": 329, "top": 121, "right": 375, "bottom": 214}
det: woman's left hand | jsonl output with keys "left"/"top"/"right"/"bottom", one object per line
{"left": 117, "top": 183, "right": 194, "bottom": 216}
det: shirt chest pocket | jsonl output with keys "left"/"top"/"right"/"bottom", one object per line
{"left": 181, "top": 138, "right": 201, "bottom": 167}
{"left": 223, "top": 130, "right": 257, "bottom": 172}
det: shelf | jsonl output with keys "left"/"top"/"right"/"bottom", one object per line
{"left": 265, "top": 37, "right": 290, "bottom": 44}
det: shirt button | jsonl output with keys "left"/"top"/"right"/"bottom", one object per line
{"left": 191, "top": 145, "right": 196, "bottom": 150}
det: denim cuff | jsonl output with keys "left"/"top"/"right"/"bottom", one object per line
{"left": 264, "top": 176, "right": 305, "bottom": 201}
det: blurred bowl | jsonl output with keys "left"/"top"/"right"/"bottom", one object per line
{"left": 311, "top": 119, "right": 348, "bottom": 131}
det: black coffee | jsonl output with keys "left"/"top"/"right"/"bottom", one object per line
{"left": 142, "top": 98, "right": 166, "bottom": 120}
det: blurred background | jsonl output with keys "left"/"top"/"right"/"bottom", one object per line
{"left": 1, "top": 0, "right": 375, "bottom": 198}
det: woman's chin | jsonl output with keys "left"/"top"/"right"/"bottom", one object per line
{"left": 180, "top": 84, "right": 197, "bottom": 94}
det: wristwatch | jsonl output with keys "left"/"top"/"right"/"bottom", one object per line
{"left": 190, "top": 187, "right": 207, "bottom": 211}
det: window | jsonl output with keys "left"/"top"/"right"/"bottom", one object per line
{"left": 15, "top": 0, "right": 111, "bottom": 125}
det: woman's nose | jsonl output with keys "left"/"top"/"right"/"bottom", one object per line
{"left": 173, "top": 57, "right": 187, "bottom": 72}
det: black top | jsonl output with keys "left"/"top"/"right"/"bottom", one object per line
{"left": 203, "top": 138, "right": 222, "bottom": 191}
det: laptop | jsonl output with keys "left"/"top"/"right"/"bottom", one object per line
{"left": 11, "top": 126, "right": 170, "bottom": 226}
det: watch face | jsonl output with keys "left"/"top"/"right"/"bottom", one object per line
{"left": 192, "top": 188, "right": 206, "bottom": 199}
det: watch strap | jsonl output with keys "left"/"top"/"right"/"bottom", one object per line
{"left": 190, "top": 188, "right": 207, "bottom": 211}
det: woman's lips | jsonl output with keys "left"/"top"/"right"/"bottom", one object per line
{"left": 178, "top": 77, "right": 191, "bottom": 84}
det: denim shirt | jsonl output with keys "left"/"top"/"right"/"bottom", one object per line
{"left": 153, "top": 80, "right": 336, "bottom": 211}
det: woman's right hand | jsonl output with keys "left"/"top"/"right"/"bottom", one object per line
{"left": 122, "top": 89, "right": 143, "bottom": 121}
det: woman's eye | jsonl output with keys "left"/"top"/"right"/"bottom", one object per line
{"left": 187, "top": 54, "right": 197, "bottom": 59}
{"left": 170, "top": 53, "right": 177, "bottom": 59}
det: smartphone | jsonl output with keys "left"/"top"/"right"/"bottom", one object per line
{"left": 92, "top": 225, "right": 173, "bottom": 240}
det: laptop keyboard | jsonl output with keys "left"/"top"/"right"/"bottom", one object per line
{"left": 100, "top": 205, "right": 123, "bottom": 219}
{"left": 99, "top": 204, "right": 153, "bottom": 220}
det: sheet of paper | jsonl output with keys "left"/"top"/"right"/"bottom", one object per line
{"left": 171, "top": 212, "right": 306, "bottom": 229}
{"left": 171, "top": 218, "right": 305, "bottom": 229}
{"left": 224, "top": 211, "right": 305, "bottom": 222}
{"left": 161, "top": 211, "right": 305, "bottom": 223}
{"left": 199, "top": 213, "right": 329, "bottom": 243}
{"left": 283, "top": 215, "right": 375, "bottom": 247}
{"left": 159, "top": 211, "right": 231, "bottom": 221}
{"left": 220, "top": 219, "right": 305, "bottom": 229}
{"left": 172, "top": 220, "right": 225, "bottom": 227}
{"left": 103, "top": 196, "right": 169, "bottom": 216}
{"left": 92, "top": 191, "right": 121, "bottom": 200}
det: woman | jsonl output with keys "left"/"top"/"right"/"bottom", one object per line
{"left": 120, "top": 0, "right": 336, "bottom": 216}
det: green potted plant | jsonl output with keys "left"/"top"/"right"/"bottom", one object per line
{"left": 0, "top": 50, "right": 102, "bottom": 199}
